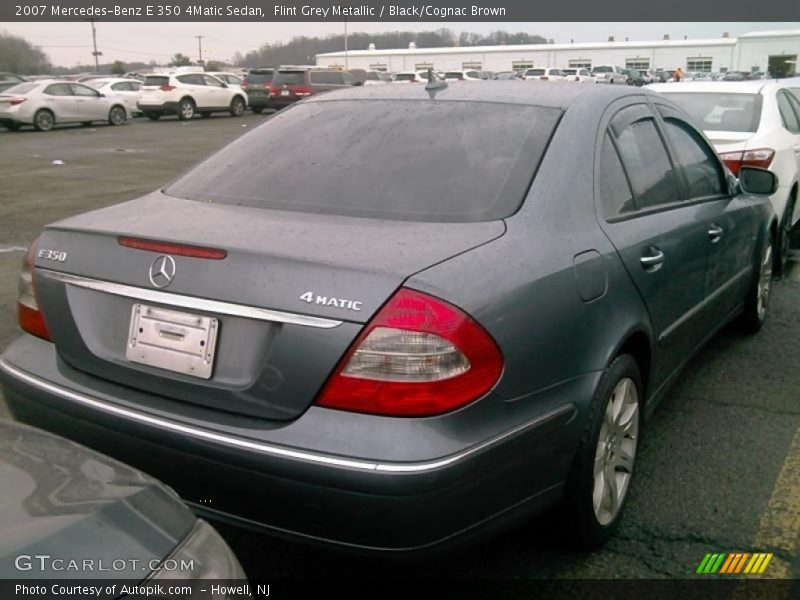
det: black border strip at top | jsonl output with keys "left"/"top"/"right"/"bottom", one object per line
{"left": 3, "top": 0, "right": 800, "bottom": 22}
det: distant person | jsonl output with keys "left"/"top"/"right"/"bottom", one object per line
{"left": 674, "top": 67, "right": 684, "bottom": 82}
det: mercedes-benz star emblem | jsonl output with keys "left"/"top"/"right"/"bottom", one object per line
{"left": 148, "top": 255, "right": 176, "bottom": 289}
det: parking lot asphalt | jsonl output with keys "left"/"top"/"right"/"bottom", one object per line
{"left": 0, "top": 115, "right": 798, "bottom": 581}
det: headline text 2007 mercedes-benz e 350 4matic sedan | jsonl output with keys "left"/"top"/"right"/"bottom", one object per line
{"left": 0, "top": 82, "right": 779, "bottom": 553}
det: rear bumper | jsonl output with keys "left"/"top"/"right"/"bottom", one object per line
{"left": 137, "top": 101, "right": 180, "bottom": 113}
{"left": 266, "top": 95, "right": 300, "bottom": 109}
{"left": 0, "top": 334, "right": 592, "bottom": 554}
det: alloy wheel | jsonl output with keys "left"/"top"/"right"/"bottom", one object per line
{"left": 593, "top": 377, "right": 639, "bottom": 526}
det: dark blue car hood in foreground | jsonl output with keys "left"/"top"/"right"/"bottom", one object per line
{"left": 0, "top": 419, "right": 195, "bottom": 579}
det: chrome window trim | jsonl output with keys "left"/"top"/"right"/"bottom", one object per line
{"left": 39, "top": 269, "right": 342, "bottom": 329}
{"left": 0, "top": 358, "right": 573, "bottom": 474}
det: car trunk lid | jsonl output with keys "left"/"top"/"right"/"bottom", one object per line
{"left": 33, "top": 192, "right": 505, "bottom": 420}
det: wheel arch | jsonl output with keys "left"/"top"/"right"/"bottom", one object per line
{"left": 610, "top": 329, "right": 653, "bottom": 409}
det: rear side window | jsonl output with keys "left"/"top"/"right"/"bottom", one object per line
{"left": 776, "top": 91, "right": 800, "bottom": 133}
{"left": 611, "top": 106, "right": 680, "bottom": 210}
{"left": 144, "top": 76, "right": 169, "bottom": 87}
{"left": 527, "top": 69, "right": 546, "bottom": 76}
{"left": 660, "top": 117, "right": 725, "bottom": 198}
{"left": 599, "top": 134, "right": 636, "bottom": 219}
{"left": 166, "top": 100, "right": 562, "bottom": 222}
{"left": 273, "top": 71, "right": 306, "bottom": 85}
{"left": 310, "top": 71, "right": 343, "bottom": 85}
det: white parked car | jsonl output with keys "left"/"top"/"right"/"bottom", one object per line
{"left": 443, "top": 70, "right": 485, "bottom": 81}
{"left": 84, "top": 78, "right": 143, "bottom": 116}
{"left": 562, "top": 68, "right": 597, "bottom": 83}
{"left": 523, "top": 68, "right": 566, "bottom": 81}
{"left": 651, "top": 79, "right": 800, "bottom": 272}
{"left": 138, "top": 72, "right": 248, "bottom": 120}
{"left": 0, "top": 80, "right": 129, "bottom": 132}
{"left": 592, "top": 65, "right": 628, "bottom": 85}
{"left": 391, "top": 71, "right": 430, "bottom": 83}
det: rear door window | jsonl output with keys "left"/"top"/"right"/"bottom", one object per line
{"left": 598, "top": 134, "right": 636, "bottom": 219}
{"left": 44, "top": 83, "right": 73, "bottom": 96}
{"left": 611, "top": 105, "right": 681, "bottom": 210}
{"left": 166, "top": 100, "right": 562, "bottom": 222}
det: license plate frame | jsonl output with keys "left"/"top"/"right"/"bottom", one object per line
{"left": 126, "top": 303, "right": 219, "bottom": 379}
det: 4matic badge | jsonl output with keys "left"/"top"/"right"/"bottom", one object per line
{"left": 300, "top": 292, "right": 362, "bottom": 312}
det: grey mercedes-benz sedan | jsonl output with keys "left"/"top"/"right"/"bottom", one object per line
{"left": 0, "top": 82, "right": 778, "bottom": 553}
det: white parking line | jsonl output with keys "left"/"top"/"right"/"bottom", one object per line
{"left": 0, "top": 247, "right": 26, "bottom": 253}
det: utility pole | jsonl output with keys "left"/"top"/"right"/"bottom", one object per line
{"left": 89, "top": 17, "right": 102, "bottom": 72}
{"left": 195, "top": 35, "right": 204, "bottom": 65}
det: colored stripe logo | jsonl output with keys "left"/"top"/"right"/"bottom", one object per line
{"left": 696, "top": 553, "right": 773, "bottom": 574}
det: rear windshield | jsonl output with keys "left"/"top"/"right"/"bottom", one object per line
{"left": 272, "top": 71, "right": 306, "bottom": 85}
{"left": 661, "top": 92, "right": 762, "bottom": 132}
{"left": 526, "top": 69, "right": 546, "bottom": 76}
{"left": 593, "top": 66, "right": 612, "bottom": 73}
{"left": 144, "top": 76, "right": 169, "bottom": 87}
{"left": 166, "top": 100, "right": 562, "bottom": 222}
{"left": 3, "top": 82, "right": 37, "bottom": 95}
{"left": 246, "top": 71, "right": 273, "bottom": 84}
{"left": 394, "top": 73, "right": 416, "bottom": 81}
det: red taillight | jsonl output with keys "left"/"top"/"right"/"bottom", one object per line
{"left": 159, "top": 84, "right": 175, "bottom": 92}
{"left": 241, "top": 79, "right": 249, "bottom": 88}
{"left": 316, "top": 288, "right": 503, "bottom": 417}
{"left": 719, "top": 148, "right": 775, "bottom": 177}
{"left": 292, "top": 85, "right": 313, "bottom": 96}
{"left": 17, "top": 237, "right": 52, "bottom": 342}
{"left": 118, "top": 237, "right": 227, "bottom": 260}
{"left": 8, "top": 97, "right": 26, "bottom": 106}
{"left": 574, "top": 76, "right": 580, "bottom": 82}
{"left": 541, "top": 76, "right": 549, "bottom": 81}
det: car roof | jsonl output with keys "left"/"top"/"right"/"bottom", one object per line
{"left": 648, "top": 80, "right": 771, "bottom": 94}
{"left": 308, "top": 80, "right": 647, "bottom": 110}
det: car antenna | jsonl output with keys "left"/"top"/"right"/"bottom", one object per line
{"left": 425, "top": 67, "right": 448, "bottom": 98}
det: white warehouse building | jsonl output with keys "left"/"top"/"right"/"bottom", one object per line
{"left": 316, "top": 29, "right": 800, "bottom": 77}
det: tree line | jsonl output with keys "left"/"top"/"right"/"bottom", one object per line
{"left": 1, "top": 28, "right": 548, "bottom": 75}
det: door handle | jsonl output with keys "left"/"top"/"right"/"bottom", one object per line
{"left": 708, "top": 224, "right": 724, "bottom": 242}
{"left": 640, "top": 248, "right": 665, "bottom": 270}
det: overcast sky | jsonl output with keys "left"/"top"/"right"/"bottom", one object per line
{"left": 3, "top": 21, "right": 798, "bottom": 67}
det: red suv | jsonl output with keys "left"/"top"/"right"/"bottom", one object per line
{"left": 268, "top": 68, "right": 360, "bottom": 109}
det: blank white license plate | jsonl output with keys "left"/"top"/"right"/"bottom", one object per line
{"left": 126, "top": 304, "right": 219, "bottom": 379}
{"left": 281, "top": 89, "right": 290, "bottom": 96}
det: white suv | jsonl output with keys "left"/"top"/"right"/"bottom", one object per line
{"left": 138, "top": 72, "right": 248, "bottom": 120}
{"left": 592, "top": 65, "right": 628, "bottom": 85}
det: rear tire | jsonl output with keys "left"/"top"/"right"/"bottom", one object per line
{"left": 776, "top": 194, "right": 796, "bottom": 276}
{"left": 33, "top": 109, "right": 54, "bottom": 132}
{"left": 177, "top": 98, "right": 195, "bottom": 121}
{"left": 229, "top": 96, "right": 245, "bottom": 117}
{"left": 562, "top": 354, "right": 642, "bottom": 550}
{"left": 738, "top": 235, "right": 774, "bottom": 333}
{"left": 108, "top": 105, "right": 126, "bottom": 126}
{"left": 145, "top": 112, "right": 161, "bottom": 121}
